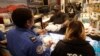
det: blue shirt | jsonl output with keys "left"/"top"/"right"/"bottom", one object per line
{"left": 6, "top": 27, "right": 50, "bottom": 56}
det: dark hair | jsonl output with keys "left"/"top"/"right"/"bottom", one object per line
{"left": 64, "top": 20, "right": 85, "bottom": 40}
{"left": 12, "top": 8, "right": 32, "bottom": 28}
{"left": 52, "top": 5, "right": 61, "bottom": 13}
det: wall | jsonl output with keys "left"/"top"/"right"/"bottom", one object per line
{"left": 0, "top": 0, "right": 27, "bottom": 7}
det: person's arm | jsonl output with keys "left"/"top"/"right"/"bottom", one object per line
{"left": 43, "top": 47, "right": 51, "bottom": 56}
{"left": 62, "top": 20, "right": 69, "bottom": 27}
{"left": 36, "top": 29, "right": 47, "bottom": 35}
{"left": 27, "top": 37, "right": 52, "bottom": 56}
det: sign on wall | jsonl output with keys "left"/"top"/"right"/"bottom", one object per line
{"left": 27, "top": 0, "right": 43, "bottom": 5}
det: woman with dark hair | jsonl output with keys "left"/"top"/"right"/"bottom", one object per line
{"left": 51, "top": 21, "right": 95, "bottom": 56}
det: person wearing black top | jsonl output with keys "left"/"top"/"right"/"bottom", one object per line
{"left": 51, "top": 21, "right": 95, "bottom": 56}
{"left": 47, "top": 5, "right": 69, "bottom": 34}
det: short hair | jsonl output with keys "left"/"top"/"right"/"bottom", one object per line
{"left": 64, "top": 20, "right": 85, "bottom": 40}
{"left": 53, "top": 5, "right": 61, "bottom": 13}
{"left": 11, "top": 8, "right": 32, "bottom": 28}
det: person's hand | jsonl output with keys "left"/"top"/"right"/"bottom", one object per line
{"left": 36, "top": 29, "right": 47, "bottom": 35}
{"left": 46, "top": 40, "right": 54, "bottom": 48}
{"left": 42, "top": 37, "right": 54, "bottom": 48}
{"left": 0, "top": 39, "right": 7, "bottom": 45}
{"left": 62, "top": 20, "right": 69, "bottom": 27}
{"left": 85, "top": 28, "right": 89, "bottom": 35}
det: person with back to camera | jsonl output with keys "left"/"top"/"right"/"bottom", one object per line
{"left": 6, "top": 8, "right": 52, "bottom": 56}
{"left": 51, "top": 20, "right": 95, "bottom": 56}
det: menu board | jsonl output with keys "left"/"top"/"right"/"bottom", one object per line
{"left": 27, "top": 0, "right": 44, "bottom": 6}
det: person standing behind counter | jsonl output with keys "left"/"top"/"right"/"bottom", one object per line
{"left": 51, "top": 21, "right": 95, "bottom": 56}
{"left": 45, "top": 5, "right": 69, "bottom": 34}
{"left": 6, "top": 8, "right": 52, "bottom": 56}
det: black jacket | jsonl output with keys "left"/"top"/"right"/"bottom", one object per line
{"left": 49, "top": 12, "right": 67, "bottom": 34}
{"left": 51, "top": 39, "right": 95, "bottom": 56}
